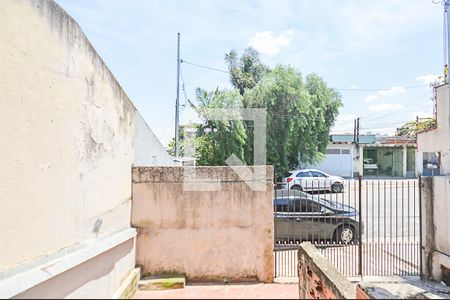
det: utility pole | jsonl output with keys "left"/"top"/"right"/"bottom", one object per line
{"left": 353, "top": 119, "right": 357, "bottom": 143}
{"left": 445, "top": 1, "right": 450, "bottom": 106}
{"left": 174, "top": 33, "right": 181, "bottom": 157}
{"left": 356, "top": 118, "right": 360, "bottom": 145}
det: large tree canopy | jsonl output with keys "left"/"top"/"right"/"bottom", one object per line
{"left": 171, "top": 48, "right": 342, "bottom": 179}
{"left": 244, "top": 66, "right": 341, "bottom": 178}
{"left": 225, "top": 47, "right": 269, "bottom": 96}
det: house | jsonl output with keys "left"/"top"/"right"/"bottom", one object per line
{"left": 417, "top": 83, "right": 450, "bottom": 175}
{"left": 417, "top": 83, "right": 450, "bottom": 284}
{"left": 310, "top": 134, "right": 418, "bottom": 178}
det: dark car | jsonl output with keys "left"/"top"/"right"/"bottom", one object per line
{"left": 274, "top": 189, "right": 360, "bottom": 244}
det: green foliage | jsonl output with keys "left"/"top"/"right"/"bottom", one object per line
{"left": 173, "top": 49, "right": 342, "bottom": 180}
{"left": 396, "top": 117, "right": 437, "bottom": 136}
{"left": 244, "top": 66, "right": 341, "bottom": 179}
{"left": 225, "top": 47, "right": 270, "bottom": 96}
{"left": 189, "top": 88, "right": 247, "bottom": 166}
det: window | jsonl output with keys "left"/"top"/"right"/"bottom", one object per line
{"left": 290, "top": 198, "right": 322, "bottom": 213}
{"left": 296, "top": 171, "right": 311, "bottom": 178}
{"left": 326, "top": 148, "right": 341, "bottom": 155}
{"left": 311, "top": 171, "right": 327, "bottom": 178}
{"left": 341, "top": 149, "right": 351, "bottom": 155}
{"left": 275, "top": 204, "right": 289, "bottom": 212}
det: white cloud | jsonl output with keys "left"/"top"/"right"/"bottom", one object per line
{"left": 364, "top": 95, "right": 379, "bottom": 102}
{"left": 336, "top": 113, "right": 356, "bottom": 122}
{"left": 415, "top": 74, "right": 440, "bottom": 85}
{"left": 248, "top": 30, "right": 294, "bottom": 56}
{"left": 364, "top": 86, "right": 406, "bottom": 102}
{"left": 377, "top": 86, "right": 406, "bottom": 96}
{"left": 369, "top": 103, "right": 404, "bottom": 112}
{"left": 349, "top": 85, "right": 359, "bottom": 89}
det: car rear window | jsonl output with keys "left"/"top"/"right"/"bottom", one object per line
{"left": 284, "top": 172, "right": 293, "bottom": 177}
{"left": 296, "top": 171, "right": 311, "bottom": 177}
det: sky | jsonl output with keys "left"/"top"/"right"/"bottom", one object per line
{"left": 56, "top": 0, "right": 445, "bottom": 146}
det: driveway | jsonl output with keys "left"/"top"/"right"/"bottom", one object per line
{"left": 133, "top": 283, "right": 298, "bottom": 299}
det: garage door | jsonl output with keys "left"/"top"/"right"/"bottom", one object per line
{"left": 313, "top": 147, "right": 353, "bottom": 177}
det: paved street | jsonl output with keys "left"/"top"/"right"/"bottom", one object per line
{"left": 275, "top": 179, "right": 421, "bottom": 278}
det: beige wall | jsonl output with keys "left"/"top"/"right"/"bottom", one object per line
{"left": 131, "top": 166, "right": 275, "bottom": 283}
{"left": 0, "top": 0, "right": 170, "bottom": 297}
{"left": 417, "top": 84, "right": 450, "bottom": 175}
{"left": 421, "top": 176, "right": 450, "bottom": 282}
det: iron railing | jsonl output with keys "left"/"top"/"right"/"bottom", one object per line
{"left": 273, "top": 176, "right": 421, "bottom": 278}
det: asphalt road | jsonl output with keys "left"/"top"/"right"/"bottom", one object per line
{"left": 274, "top": 179, "right": 421, "bottom": 278}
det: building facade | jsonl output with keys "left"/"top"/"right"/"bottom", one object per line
{"left": 311, "top": 135, "right": 418, "bottom": 178}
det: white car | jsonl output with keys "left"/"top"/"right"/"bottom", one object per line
{"left": 281, "top": 169, "right": 345, "bottom": 193}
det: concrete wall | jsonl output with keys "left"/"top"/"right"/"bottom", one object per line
{"left": 418, "top": 84, "right": 450, "bottom": 175}
{"left": 309, "top": 144, "right": 355, "bottom": 178}
{"left": 0, "top": 0, "right": 170, "bottom": 297}
{"left": 134, "top": 112, "right": 174, "bottom": 166}
{"left": 131, "top": 166, "right": 274, "bottom": 283}
{"left": 421, "top": 176, "right": 450, "bottom": 282}
{"left": 298, "top": 243, "right": 355, "bottom": 299}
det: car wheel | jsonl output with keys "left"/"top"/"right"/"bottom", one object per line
{"left": 331, "top": 183, "right": 343, "bottom": 193}
{"left": 335, "top": 225, "right": 355, "bottom": 244}
{"left": 291, "top": 185, "right": 303, "bottom": 191}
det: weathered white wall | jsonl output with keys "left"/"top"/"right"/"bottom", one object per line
{"left": 134, "top": 112, "right": 174, "bottom": 166}
{"left": 309, "top": 144, "right": 355, "bottom": 178}
{"left": 421, "top": 176, "right": 450, "bottom": 282}
{"left": 417, "top": 84, "right": 450, "bottom": 175}
{"left": 0, "top": 0, "right": 169, "bottom": 297}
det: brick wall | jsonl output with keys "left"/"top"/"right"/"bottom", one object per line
{"left": 298, "top": 243, "right": 356, "bottom": 299}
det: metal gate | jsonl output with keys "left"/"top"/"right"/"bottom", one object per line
{"left": 274, "top": 176, "right": 421, "bottom": 278}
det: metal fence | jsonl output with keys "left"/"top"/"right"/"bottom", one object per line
{"left": 273, "top": 176, "right": 421, "bottom": 278}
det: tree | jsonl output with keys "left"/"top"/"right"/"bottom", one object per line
{"left": 396, "top": 117, "right": 437, "bottom": 136}
{"left": 225, "top": 47, "right": 270, "bottom": 163}
{"left": 244, "top": 66, "right": 342, "bottom": 179}
{"left": 175, "top": 49, "right": 342, "bottom": 180}
{"left": 187, "top": 88, "right": 247, "bottom": 166}
{"left": 225, "top": 47, "right": 270, "bottom": 96}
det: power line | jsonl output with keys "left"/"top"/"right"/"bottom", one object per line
{"left": 179, "top": 64, "right": 190, "bottom": 110}
{"left": 181, "top": 59, "right": 230, "bottom": 74}
{"left": 359, "top": 90, "right": 431, "bottom": 121}
{"left": 181, "top": 59, "right": 430, "bottom": 92}
{"left": 335, "top": 84, "right": 428, "bottom": 92}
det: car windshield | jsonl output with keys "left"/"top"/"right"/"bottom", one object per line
{"left": 274, "top": 189, "right": 339, "bottom": 210}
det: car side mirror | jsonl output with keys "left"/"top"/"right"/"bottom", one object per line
{"left": 321, "top": 208, "right": 333, "bottom": 215}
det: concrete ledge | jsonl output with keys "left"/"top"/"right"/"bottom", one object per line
{"left": 0, "top": 228, "right": 136, "bottom": 298}
{"left": 298, "top": 242, "right": 356, "bottom": 299}
{"left": 132, "top": 166, "right": 274, "bottom": 183}
{"left": 113, "top": 268, "right": 141, "bottom": 299}
{"left": 139, "top": 276, "right": 186, "bottom": 291}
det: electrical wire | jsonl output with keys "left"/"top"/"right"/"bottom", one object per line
{"left": 359, "top": 90, "right": 432, "bottom": 121}
{"left": 334, "top": 84, "right": 428, "bottom": 92}
{"left": 179, "top": 64, "right": 190, "bottom": 111}
{"left": 181, "top": 60, "right": 230, "bottom": 74}
{"left": 181, "top": 59, "right": 430, "bottom": 92}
